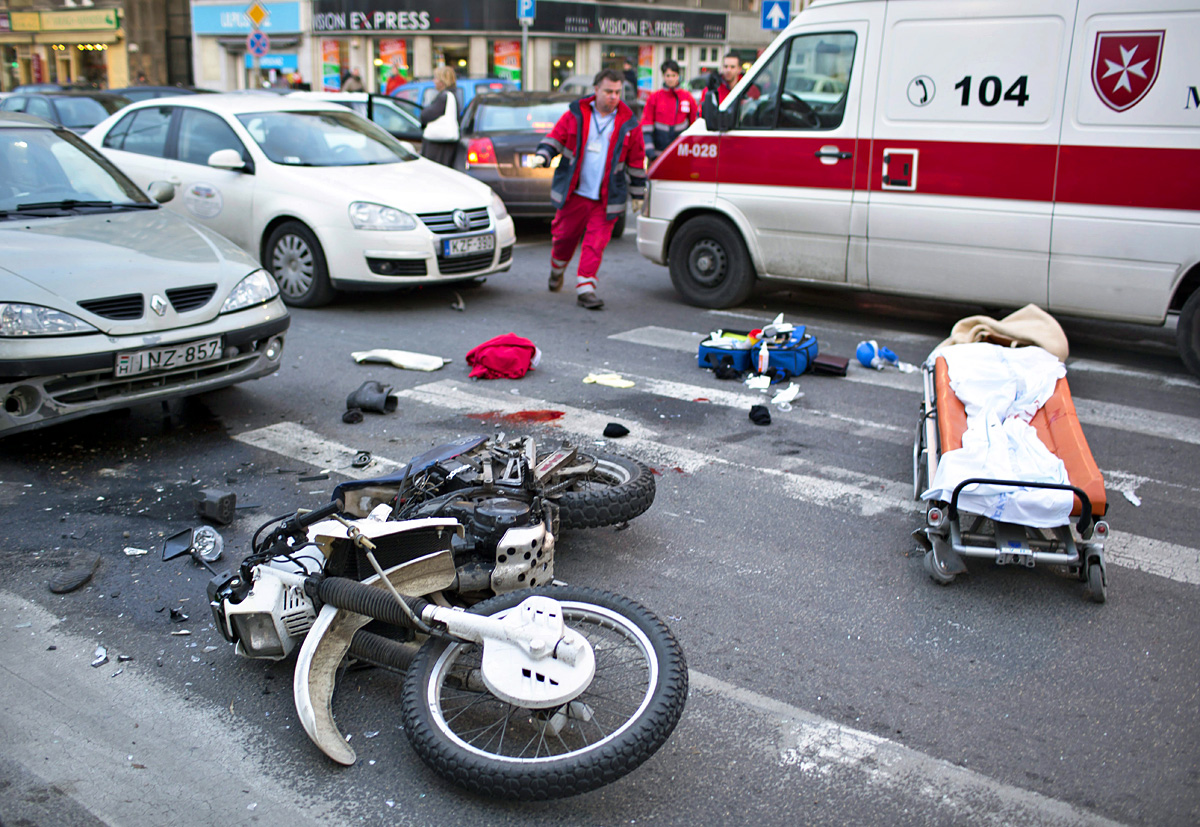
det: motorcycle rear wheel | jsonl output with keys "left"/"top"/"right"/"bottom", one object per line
{"left": 400, "top": 586, "right": 688, "bottom": 800}
{"left": 543, "top": 451, "right": 655, "bottom": 530}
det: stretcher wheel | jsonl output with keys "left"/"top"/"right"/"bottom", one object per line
{"left": 1087, "top": 563, "right": 1106, "bottom": 604}
{"left": 923, "top": 549, "right": 956, "bottom": 585}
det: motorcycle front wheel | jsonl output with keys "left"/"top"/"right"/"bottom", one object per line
{"left": 543, "top": 451, "right": 656, "bottom": 530}
{"left": 400, "top": 586, "right": 688, "bottom": 800}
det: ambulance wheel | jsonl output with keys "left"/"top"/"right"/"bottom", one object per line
{"left": 266, "top": 221, "right": 335, "bottom": 308}
{"left": 1178, "top": 289, "right": 1200, "bottom": 377}
{"left": 1087, "top": 562, "right": 1106, "bottom": 604}
{"left": 668, "top": 216, "right": 754, "bottom": 308}
{"left": 612, "top": 212, "right": 626, "bottom": 240}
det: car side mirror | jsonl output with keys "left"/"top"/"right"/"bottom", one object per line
{"left": 146, "top": 180, "right": 175, "bottom": 204}
{"left": 207, "top": 148, "right": 247, "bottom": 171}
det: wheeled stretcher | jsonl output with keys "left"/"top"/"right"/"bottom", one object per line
{"left": 913, "top": 352, "right": 1110, "bottom": 602}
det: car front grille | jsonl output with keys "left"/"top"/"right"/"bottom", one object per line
{"left": 418, "top": 207, "right": 490, "bottom": 235}
{"left": 167, "top": 285, "right": 217, "bottom": 313}
{"left": 78, "top": 294, "right": 143, "bottom": 320}
{"left": 437, "top": 251, "right": 495, "bottom": 275}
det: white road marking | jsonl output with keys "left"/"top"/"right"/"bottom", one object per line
{"left": 690, "top": 671, "right": 1124, "bottom": 827}
{"left": 704, "top": 308, "right": 935, "bottom": 345}
{"left": 1067, "top": 358, "right": 1200, "bottom": 390}
{"left": 231, "top": 391, "right": 1200, "bottom": 587}
{"left": 609, "top": 325, "right": 1200, "bottom": 444}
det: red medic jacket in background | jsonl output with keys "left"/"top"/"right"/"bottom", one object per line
{"left": 641, "top": 87, "right": 697, "bottom": 160}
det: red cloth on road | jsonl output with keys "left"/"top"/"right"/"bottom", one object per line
{"left": 550, "top": 192, "right": 616, "bottom": 294}
{"left": 466, "top": 333, "right": 541, "bottom": 379}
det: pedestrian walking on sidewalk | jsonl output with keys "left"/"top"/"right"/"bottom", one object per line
{"left": 532, "top": 69, "right": 646, "bottom": 310}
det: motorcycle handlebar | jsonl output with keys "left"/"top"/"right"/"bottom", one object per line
{"left": 286, "top": 500, "right": 341, "bottom": 534}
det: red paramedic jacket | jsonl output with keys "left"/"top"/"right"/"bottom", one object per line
{"left": 641, "top": 87, "right": 697, "bottom": 160}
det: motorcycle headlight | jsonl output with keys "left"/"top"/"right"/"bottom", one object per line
{"left": 349, "top": 201, "right": 418, "bottom": 231}
{"left": 221, "top": 270, "right": 279, "bottom": 313}
{"left": 490, "top": 192, "right": 509, "bottom": 221}
{"left": 0, "top": 303, "right": 98, "bottom": 337}
{"left": 231, "top": 612, "right": 286, "bottom": 659}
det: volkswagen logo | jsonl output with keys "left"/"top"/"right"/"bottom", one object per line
{"left": 452, "top": 209, "right": 470, "bottom": 232}
{"left": 150, "top": 294, "right": 168, "bottom": 317}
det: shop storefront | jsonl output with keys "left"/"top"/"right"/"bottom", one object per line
{"left": 0, "top": 8, "right": 128, "bottom": 91}
{"left": 192, "top": 1, "right": 307, "bottom": 91}
{"left": 310, "top": 0, "right": 728, "bottom": 94}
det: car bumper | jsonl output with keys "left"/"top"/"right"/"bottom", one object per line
{"left": 0, "top": 300, "right": 290, "bottom": 438}
{"left": 636, "top": 215, "right": 670, "bottom": 265}
{"left": 319, "top": 216, "right": 517, "bottom": 288}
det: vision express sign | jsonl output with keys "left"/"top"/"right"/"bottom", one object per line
{"left": 312, "top": 0, "right": 726, "bottom": 40}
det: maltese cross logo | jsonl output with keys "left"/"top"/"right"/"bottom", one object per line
{"left": 1091, "top": 30, "right": 1164, "bottom": 112}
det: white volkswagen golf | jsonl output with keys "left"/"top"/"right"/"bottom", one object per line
{"left": 85, "top": 94, "right": 516, "bottom": 307}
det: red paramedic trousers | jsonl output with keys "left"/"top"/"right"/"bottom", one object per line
{"left": 550, "top": 192, "right": 617, "bottom": 295}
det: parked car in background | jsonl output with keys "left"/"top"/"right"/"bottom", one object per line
{"left": 1, "top": 91, "right": 129, "bottom": 133}
{"left": 0, "top": 112, "right": 289, "bottom": 437}
{"left": 85, "top": 94, "right": 516, "bottom": 307}
{"left": 108, "top": 85, "right": 216, "bottom": 103}
{"left": 457, "top": 90, "right": 626, "bottom": 239}
{"left": 391, "top": 76, "right": 517, "bottom": 110}
{"left": 286, "top": 90, "right": 423, "bottom": 144}
{"left": 11, "top": 82, "right": 97, "bottom": 93}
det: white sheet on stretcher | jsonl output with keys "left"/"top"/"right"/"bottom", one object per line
{"left": 921, "top": 343, "right": 1075, "bottom": 527}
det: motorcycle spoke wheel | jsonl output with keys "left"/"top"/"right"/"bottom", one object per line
{"left": 542, "top": 452, "right": 656, "bottom": 530}
{"left": 401, "top": 586, "right": 687, "bottom": 800}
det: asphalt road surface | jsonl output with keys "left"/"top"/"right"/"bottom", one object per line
{"left": 2, "top": 219, "right": 1197, "bottom": 827}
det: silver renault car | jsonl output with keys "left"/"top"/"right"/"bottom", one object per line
{"left": 0, "top": 112, "right": 289, "bottom": 437}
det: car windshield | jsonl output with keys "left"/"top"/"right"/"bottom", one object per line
{"left": 473, "top": 101, "right": 570, "bottom": 133}
{"left": 237, "top": 109, "right": 417, "bottom": 166}
{"left": 0, "top": 126, "right": 152, "bottom": 216}
{"left": 49, "top": 96, "right": 120, "bottom": 129}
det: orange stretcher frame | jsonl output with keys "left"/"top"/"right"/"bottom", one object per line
{"left": 913, "top": 351, "right": 1110, "bottom": 602}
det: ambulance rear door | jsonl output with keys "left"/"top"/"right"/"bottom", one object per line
{"left": 715, "top": 5, "right": 882, "bottom": 283}
{"left": 1051, "top": 0, "right": 1200, "bottom": 324}
{"left": 865, "top": 0, "right": 1077, "bottom": 306}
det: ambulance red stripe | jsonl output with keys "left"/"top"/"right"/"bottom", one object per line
{"left": 650, "top": 136, "right": 1200, "bottom": 212}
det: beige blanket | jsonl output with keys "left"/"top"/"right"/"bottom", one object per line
{"left": 935, "top": 304, "right": 1069, "bottom": 362}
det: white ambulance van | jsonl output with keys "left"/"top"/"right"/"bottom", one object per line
{"left": 636, "top": 0, "right": 1200, "bottom": 373}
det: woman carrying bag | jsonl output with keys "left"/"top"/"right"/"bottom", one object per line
{"left": 420, "top": 66, "right": 461, "bottom": 167}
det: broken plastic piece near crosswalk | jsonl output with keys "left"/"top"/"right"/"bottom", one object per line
{"left": 351, "top": 349, "right": 449, "bottom": 372}
{"left": 771, "top": 383, "right": 803, "bottom": 411}
{"left": 583, "top": 373, "right": 635, "bottom": 388}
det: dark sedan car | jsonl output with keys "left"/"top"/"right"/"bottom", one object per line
{"left": 457, "top": 90, "right": 627, "bottom": 237}
{"left": 107, "top": 85, "right": 215, "bottom": 103}
{"left": 0, "top": 91, "right": 130, "bottom": 133}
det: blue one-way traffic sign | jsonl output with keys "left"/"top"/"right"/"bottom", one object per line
{"left": 762, "top": 0, "right": 790, "bottom": 30}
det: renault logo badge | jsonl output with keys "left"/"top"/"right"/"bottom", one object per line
{"left": 151, "top": 295, "right": 168, "bottom": 316}
{"left": 452, "top": 209, "right": 470, "bottom": 231}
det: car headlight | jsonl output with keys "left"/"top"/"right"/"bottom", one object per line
{"left": 0, "top": 303, "right": 98, "bottom": 337}
{"left": 221, "top": 270, "right": 279, "bottom": 313}
{"left": 349, "top": 202, "right": 418, "bottom": 231}
{"left": 490, "top": 192, "right": 510, "bottom": 221}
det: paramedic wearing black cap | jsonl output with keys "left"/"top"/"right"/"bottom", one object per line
{"left": 641, "top": 60, "right": 697, "bottom": 162}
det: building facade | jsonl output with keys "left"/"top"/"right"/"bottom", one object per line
{"left": 0, "top": 0, "right": 193, "bottom": 91}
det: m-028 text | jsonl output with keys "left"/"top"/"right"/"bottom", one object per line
{"left": 676, "top": 142, "right": 717, "bottom": 158}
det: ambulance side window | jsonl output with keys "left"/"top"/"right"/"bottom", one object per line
{"left": 737, "top": 32, "right": 857, "bottom": 131}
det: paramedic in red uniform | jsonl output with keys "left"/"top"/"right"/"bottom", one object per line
{"left": 715, "top": 52, "right": 759, "bottom": 103}
{"left": 532, "top": 69, "right": 647, "bottom": 310}
{"left": 641, "top": 59, "right": 697, "bottom": 162}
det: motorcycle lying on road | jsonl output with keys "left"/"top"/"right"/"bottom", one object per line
{"left": 167, "top": 434, "right": 686, "bottom": 800}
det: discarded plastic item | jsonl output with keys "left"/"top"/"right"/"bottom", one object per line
{"left": 771, "top": 383, "right": 802, "bottom": 411}
{"left": 897, "top": 361, "right": 918, "bottom": 373}
{"left": 466, "top": 334, "right": 541, "bottom": 379}
{"left": 451, "top": 292, "right": 466, "bottom": 312}
{"left": 170, "top": 629, "right": 191, "bottom": 636}
{"left": 346, "top": 381, "right": 397, "bottom": 414}
{"left": 1123, "top": 490, "right": 1142, "bottom": 507}
{"left": 195, "top": 488, "right": 236, "bottom": 526}
{"left": 603, "top": 423, "right": 630, "bottom": 438}
{"left": 856, "top": 340, "right": 899, "bottom": 370}
{"left": 48, "top": 550, "right": 101, "bottom": 594}
{"left": 91, "top": 646, "right": 108, "bottom": 667}
{"left": 749, "top": 405, "right": 771, "bottom": 426}
{"left": 123, "top": 546, "right": 149, "bottom": 556}
{"left": 351, "top": 349, "right": 449, "bottom": 372}
{"left": 745, "top": 374, "right": 771, "bottom": 391}
{"left": 583, "top": 373, "right": 635, "bottom": 389}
